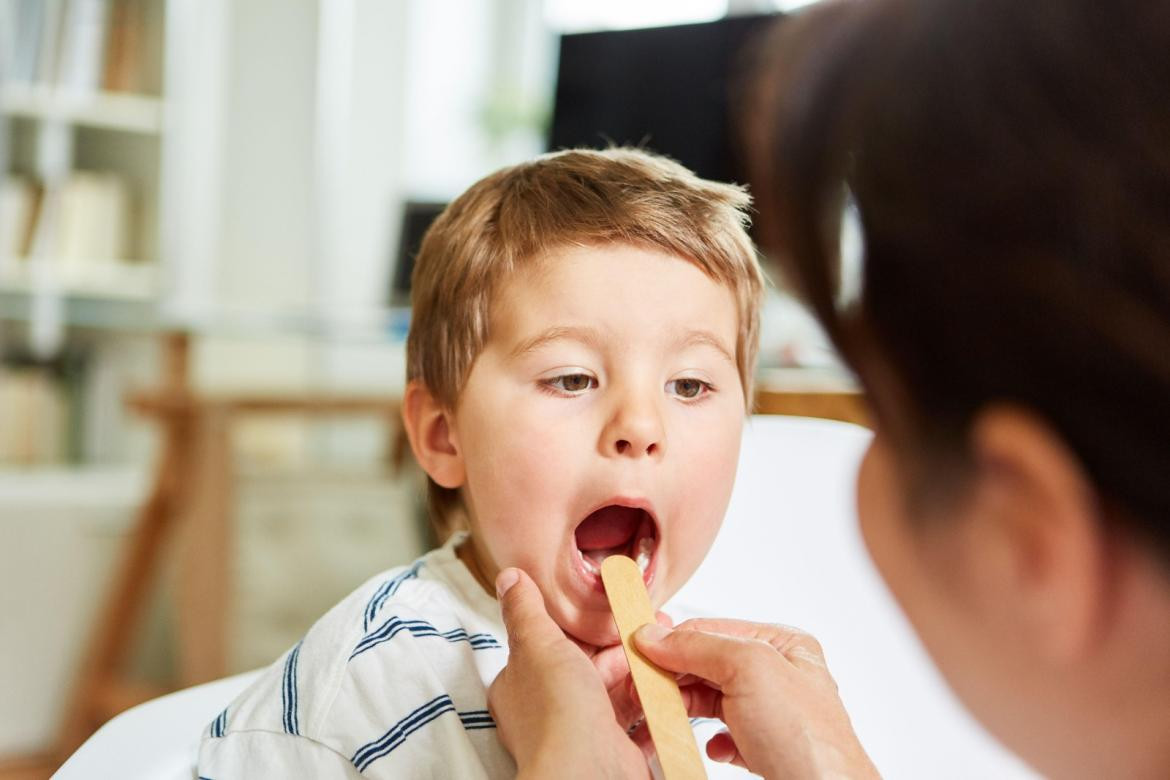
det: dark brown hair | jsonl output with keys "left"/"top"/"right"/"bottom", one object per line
{"left": 751, "top": 0, "right": 1170, "bottom": 548}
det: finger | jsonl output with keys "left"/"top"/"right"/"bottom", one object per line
{"left": 634, "top": 624, "right": 777, "bottom": 689}
{"left": 706, "top": 730, "right": 736, "bottom": 763}
{"left": 705, "top": 730, "right": 748, "bottom": 769}
{"left": 607, "top": 676, "right": 644, "bottom": 730}
{"left": 672, "top": 617, "right": 813, "bottom": 649}
{"left": 608, "top": 676, "right": 646, "bottom": 730}
{"left": 655, "top": 611, "right": 674, "bottom": 628}
{"left": 667, "top": 618, "right": 831, "bottom": 678}
{"left": 496, "top": 568, "right": 565, "bottom": 649}
{"left": 591, "top": 642, "right": 631, "bottom": 691}
{"left": 629, "top": 720, "right": 656, "bottom": 763}
{"left": 629, "top": 668, "right": 722, "bottom": 722}
{"left": 566, "top": 633, "right": 594, "bottom": 656}
{"left": 678, "top": 680, "right": 723, "bottom": 720}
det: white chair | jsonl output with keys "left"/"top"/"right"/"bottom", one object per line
{"left": 54, "top": 671, "right": 261, "bottom": 779}
{"left": 675, "top": 416, "right": 1035, "bottom": 779}
{"left": 56, "top": 416, "right": 1036, "bottom": 779}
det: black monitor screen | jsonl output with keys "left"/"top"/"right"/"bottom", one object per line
{"left": 549, "top": 14, "right": 780, "bottom": 187}
{"left": 390, "top": 201, "right": 447, "bottom": 305}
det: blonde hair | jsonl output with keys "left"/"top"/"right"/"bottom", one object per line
{"left": 407, "top": 147, "right": 764, "bottom": 536}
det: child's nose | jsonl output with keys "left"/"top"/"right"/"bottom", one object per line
{"left": 602, "top": 395, "right": 665, "bottom": 459}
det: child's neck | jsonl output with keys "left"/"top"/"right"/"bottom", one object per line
{"left": 455, "top": 534, "right": 497, "bottom": 598}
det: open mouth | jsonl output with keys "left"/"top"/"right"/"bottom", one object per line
{"left": 574, "top": 503, "right": 659, "bottom": 580}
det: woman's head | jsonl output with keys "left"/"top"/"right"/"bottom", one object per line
{"left": 752, "top": 0, "right": 1170, "bottom": 774}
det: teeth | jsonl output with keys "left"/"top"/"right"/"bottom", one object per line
{"left": 635, "top": 536, "right": 653, "bottom": 573}
{"left": 578, "top": 538, "right": 654, "bottom": 577}
{"left": 580, "top": 551, "right": 599, "bottom": 575}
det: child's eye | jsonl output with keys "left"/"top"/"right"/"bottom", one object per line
{"left": 666, "top": 378, "right": 712, "bottom": 399}
{"left": 544, "top": 373, "right": 598, "bottom": 394}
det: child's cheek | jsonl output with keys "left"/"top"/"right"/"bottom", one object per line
{"left": 662, "top": 422, "right": 741, "bottom": 592}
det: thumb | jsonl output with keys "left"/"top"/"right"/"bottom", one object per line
{"left": 635, "top": 623, "right": 760, "bottom": 688}
{"left": 496, "top": 568, "right": 563, "bottom": 649}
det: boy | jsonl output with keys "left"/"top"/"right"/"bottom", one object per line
{"left": 198, "top": 148, "right": 764, "bottom": 777}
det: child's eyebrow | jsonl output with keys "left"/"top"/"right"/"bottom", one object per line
{"left": 508, "top": 326, "right": 735, "bottom": 366}
{"left": 508, "top": 325, "right": 604, "bottom": 360}
{"left": 676, "top": 329, "right": 737, "bottom": 367}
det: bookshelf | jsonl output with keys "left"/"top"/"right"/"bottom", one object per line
{"left": 1, "top": 6, "right": 223, "bottom": 759}
{"left": 0, "top": 0, "right": 172, "bottom": 471}
{"left": 1, "top": 0, "right": 423, "bottom": 768}
{"left": 1, "top": 84, "right": 163, "bottom": 134}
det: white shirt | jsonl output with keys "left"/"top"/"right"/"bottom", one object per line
{"left": 197, "top": 532, "right": 515, "bottom": 778}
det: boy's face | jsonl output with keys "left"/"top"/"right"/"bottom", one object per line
{"left": 451, "top": 243, "right": 746, "bottom": 646}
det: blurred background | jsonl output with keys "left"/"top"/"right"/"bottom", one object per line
{"left": 0, "top": 0, "right": 860, "bottom": 775}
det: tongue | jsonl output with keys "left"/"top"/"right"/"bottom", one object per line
{"left": 575, "top": 506, "right": 644, "bottom": 551}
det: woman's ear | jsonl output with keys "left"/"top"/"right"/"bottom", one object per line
{"left": 402, "top": 380, "right": 465, "bottom": 490}
{"left": 966, "top": 406, "right": 1106, "bottom": 664}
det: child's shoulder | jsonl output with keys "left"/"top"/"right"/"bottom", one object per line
{"left": 200, "top": 535, "right": 510, "bottom": 773}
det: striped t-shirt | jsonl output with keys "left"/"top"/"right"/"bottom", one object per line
{"left": 197, "top": 532, "right": 514, "bottom": 778}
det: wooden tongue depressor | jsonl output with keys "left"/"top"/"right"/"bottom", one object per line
{"left": 601, "top": 555, "right": 707, "bottom": 780}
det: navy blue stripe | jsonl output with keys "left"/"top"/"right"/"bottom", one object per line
{"left": 291, "top": 641, "right": 302, "bottom": 734}
{"left": 350, "top": 617, "right": 432, "bottom": 659}
{"left": 458, "top": 710, "right": 496, "bottom": 730}
{"left": 363, "top": 561, "right": 424, "bottom": 630}
{"left": 352, "top": 695, "right": 455, "bottom": 771}
{"left": 462, "top": 722, "right": 497, "bottom": 731}
{"left": 458, "top": 711, "right": 491, "bottom": 725}
{"left": 370, "top": 562, "right": 423, "bottom": 620}
{"left": 351, "top": 698, "right": 500, "bottom": 770}
{"left": 210, "top": 706, "right": 228, "bottom": 738}
{"left": 282, "top": 641, "right": 303, "bottom": 735}
{"left": 349, "top": 616, "right": 501, "bottom": 661}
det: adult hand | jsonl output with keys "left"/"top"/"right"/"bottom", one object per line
{"left": 487, "top": 568, "right": 648, "bottom": 779}
{"left": 635, "top": 618, "right": 880, "bottom": 779}
{"left": 574, "top": 611, "right": 674, "bottom": 734}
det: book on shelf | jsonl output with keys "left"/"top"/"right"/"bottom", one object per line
{"left": 0, "top": 344, "right": 90, "bottom": 465}
{"left": 57, "top": 171, "right": 131, "bottom": 265}
{"left": 0, "top": 176, "right": 40, "bottom": 259}
{"left": 58, "top": 0, "right": 111, "bottom": 93}
{"left": 1, "top": 0, "right": 153, "bottom": 95}
{"left": 1, "top": 170, "right": 144, "bottom": 294}
{"left": 0, "top": 363, "right": 68, "bottom": 465}
{"left": 102, "top": 0, "right": 146, "bottom": 93}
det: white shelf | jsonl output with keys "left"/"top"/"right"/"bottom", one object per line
{"left": 0, "top": 260, "right": 158, "bottom": 302}
{"left": 0, "top": 464, "right": 147, "bottom": 514}
{"left": 1, "top": 84, "right": 164, "bottom": 135}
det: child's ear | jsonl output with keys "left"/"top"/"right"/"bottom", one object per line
{"left": 402, "top": 380, "right": 465, "bottom": 489}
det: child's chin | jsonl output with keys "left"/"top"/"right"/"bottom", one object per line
{"left": 558, "top": 612, "right": 623, "bottom": 649}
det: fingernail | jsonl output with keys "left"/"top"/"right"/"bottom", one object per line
{"left": 495, "top": 568, "right": 520, "bottom": 598}
{"left": 636, "top": 623, "right": 670, "bottom": 643}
